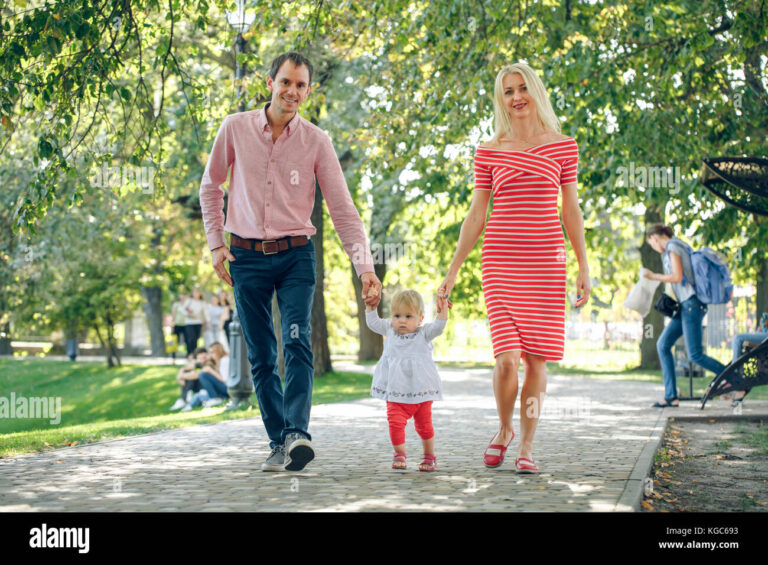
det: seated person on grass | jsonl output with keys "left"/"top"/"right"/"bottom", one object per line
{"left": 170, "top": 347, "right": 209, "bottom": 411}
{"left": 181, "top": 343, "right": 230, "bottom": 411}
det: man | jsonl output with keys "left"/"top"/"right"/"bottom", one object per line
{"left": 199, "top": 52, "right": 381, "bottom": 472}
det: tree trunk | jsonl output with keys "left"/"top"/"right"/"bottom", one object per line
{"left": 639, "top": 205, "right": 664, "bottom": 370}
{"left": 140, "top": 286, "right": 165, "bottom": 357}
{"left": 311, "top": 180, "right": 332, "bottom": 377}
{"left": 106, "top": 311, "right": 122, "bottom": 368}
{"left": 0, "top": 321, "right": 11, "bottom": 355}
{"left": 354, "top": 261, "right": 387, "bottom": 361}
{"left": 93, "top": 322, "right": 115, "bottom": 369}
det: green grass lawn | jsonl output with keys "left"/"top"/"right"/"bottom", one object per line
{"left": 0, "top": 359, "right": 372, "bottom": 458}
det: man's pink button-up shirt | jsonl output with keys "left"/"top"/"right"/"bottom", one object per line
{"left": 199, "top": 105, "right": 374, "bottom": 278}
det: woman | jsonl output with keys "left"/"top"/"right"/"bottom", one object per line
{"left": 182, "top": 342, "right": 231, "bottom": 410}
{"left": 644, "top": 224, "right": 726, "bottom": 407}
{"left": 438, "top": 62, "right": 590, "bottom": 473}
{"left": 170, "top": 291, "right": 188, "bottom": 358}
{"left": 183, "top": 287, "right": 208, "bottom": 355}
{"left": 204, "top": 295, "right": 225, "bottom": 349}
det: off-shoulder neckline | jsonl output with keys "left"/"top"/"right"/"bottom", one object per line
{"left": 477, "top": 138, "right": 575, "bottom": 153}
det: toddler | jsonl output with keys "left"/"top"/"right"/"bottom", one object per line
{"left": 366, "top": 289, "right": 448, "bottom": 471}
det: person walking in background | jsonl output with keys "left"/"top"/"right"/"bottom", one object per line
{"left": 199, "top": 52, "right": 381, "bottom": 472}
{"left": 204, "top": 295, "right": 226, "bottom": 349}
{"left": 644, "top": 223, "right": 727, "bottom": 407}
{"left": 171, "top": 291, "right": 188, "bottom": 356}
{"left": 183, "top": 288, "right": 208, "bottom": 356}
{"left": 438, "top": 62, "right": 590, "bottom": 473}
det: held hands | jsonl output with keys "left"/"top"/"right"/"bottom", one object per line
{"left": 574, "top": 267, "right": 591, "bottom": 308}
{"left": 361, "top": 271, "right": 382, "bottom": 311}
{"left": 436, "top": 274, "right": 455, "bottom": 314}
{"left": 212, "top": 246, "right": 235, "bottom": 287}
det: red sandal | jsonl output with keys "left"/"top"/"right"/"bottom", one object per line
{"left": 418, "top": 454, "right": 437, "bottom": 472}
{"left": 483, "top": 430, "right": 514, "bottom": 468}
{"left": 515, "top": 457, "right": 539, "bottom": 473}
{"left": 392, "top": 453, "right": 407, "bottom": 470}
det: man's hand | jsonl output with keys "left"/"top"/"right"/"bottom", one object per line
{"left": 212, "top": 246, "right": 235, "bottom": 287}
{"left": 360, "top": 271, "right": 382, "bottom": 308}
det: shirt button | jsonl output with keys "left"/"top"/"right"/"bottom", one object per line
{"left": 266, "top": 202, "right": 270, "bottom": 207}
{"left": 268, "top": 180, "right": 272, "bottom": 184}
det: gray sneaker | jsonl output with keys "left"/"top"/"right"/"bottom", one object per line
{"left": 261, "top": 445, "right": 286, "bottom": 472}
{"left": 284, "top": 432, "right": 314, "bottom": 471}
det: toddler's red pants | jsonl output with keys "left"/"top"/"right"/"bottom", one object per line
{"left": 386, "top": 401, "right": 433, "bottom": 445}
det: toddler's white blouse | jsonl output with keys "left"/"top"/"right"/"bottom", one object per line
{"left": 365, "top": 309, "right": 446, "bottom": 403}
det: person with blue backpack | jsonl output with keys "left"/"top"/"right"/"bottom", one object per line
{"left": 643, "top": 224, "right": 731, "bottom": 407}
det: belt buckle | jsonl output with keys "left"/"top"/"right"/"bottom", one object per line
{"left": 261, "top": 239, "right": 278, "bottom": 255}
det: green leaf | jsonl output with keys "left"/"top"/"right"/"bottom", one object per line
{"left": 38, "top": 140, "right": 52, "bottom": 158}
{"left": 46, "top": 35, "right": 61, "bottom": 55}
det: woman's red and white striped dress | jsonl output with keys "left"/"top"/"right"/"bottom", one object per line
{"left": 474, "top": 138, "right": 579, "bottom": 362}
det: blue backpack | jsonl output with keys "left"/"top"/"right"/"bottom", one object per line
{"left": 669, "top": 238, "right": 733, "bottom": 304}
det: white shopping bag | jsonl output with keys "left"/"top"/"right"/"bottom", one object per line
{"left": 623, "top": 267, "right": 661, "bottom": 317}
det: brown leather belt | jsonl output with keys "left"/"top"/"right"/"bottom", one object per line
{"left": 230, "top": 234, "right": 309, "bottom": 255}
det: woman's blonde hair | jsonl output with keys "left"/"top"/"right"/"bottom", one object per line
{"left": 391, "top": 289, "right": 424, "bottom": 316}
{"left": 209, "top": 342, "right": 227, "bottom": 362}
{"left": 488, "top": 62, "right": 561, "bottom": 146}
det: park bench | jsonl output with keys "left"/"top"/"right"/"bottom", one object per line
{"left": 700, "top": 336, "right": 768, "bottom": 409}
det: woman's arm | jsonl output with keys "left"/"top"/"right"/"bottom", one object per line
{"left": 645, "top": 251, "right": 684, "bottom": 283}
{"left": 437, "top": 189, "right": 491, "bottom": 311}
{"left": 561, "top": 182, "right": 591, "bottom": 307}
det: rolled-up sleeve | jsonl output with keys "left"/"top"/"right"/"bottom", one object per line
{"left": 315, "top": 133, "right": 374, "bottom": 278}
{"left": 199, "top": 116, "right": 234, "bottom": 251}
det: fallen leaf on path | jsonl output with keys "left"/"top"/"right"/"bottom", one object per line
{"left": 641, "top": 501, "right": 654, "bottom": 511}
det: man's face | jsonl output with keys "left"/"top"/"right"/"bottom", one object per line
{"left": 266, "top": 61, "right": 311, "bottom": 115}
{"left": 196, "top": 351, "right": 209, "bottom": 364}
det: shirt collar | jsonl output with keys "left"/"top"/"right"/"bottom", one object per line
{"left": 259, "top": 102, "right": 300, "bottom": 136}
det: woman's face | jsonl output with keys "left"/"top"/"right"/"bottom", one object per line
{"left": 502, "top": 73, "right": 536, "bottom": 123}
{"left": 647, "top": 234, "right": 665, "bottom": 254}
{"left": 193, "top": 289, "right": 203, "bottom": 300}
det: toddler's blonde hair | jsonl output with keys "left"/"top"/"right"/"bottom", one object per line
{"left": 391, "top": 289, "right": 424, "bottom": 316}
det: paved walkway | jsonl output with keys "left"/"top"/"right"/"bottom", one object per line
{"left": 1, "top": 364, "right": 766, "bottom": 512}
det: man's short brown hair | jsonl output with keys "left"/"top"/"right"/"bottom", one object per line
{"left": 268, "top": 52, "right": 314, "bottom": 85}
